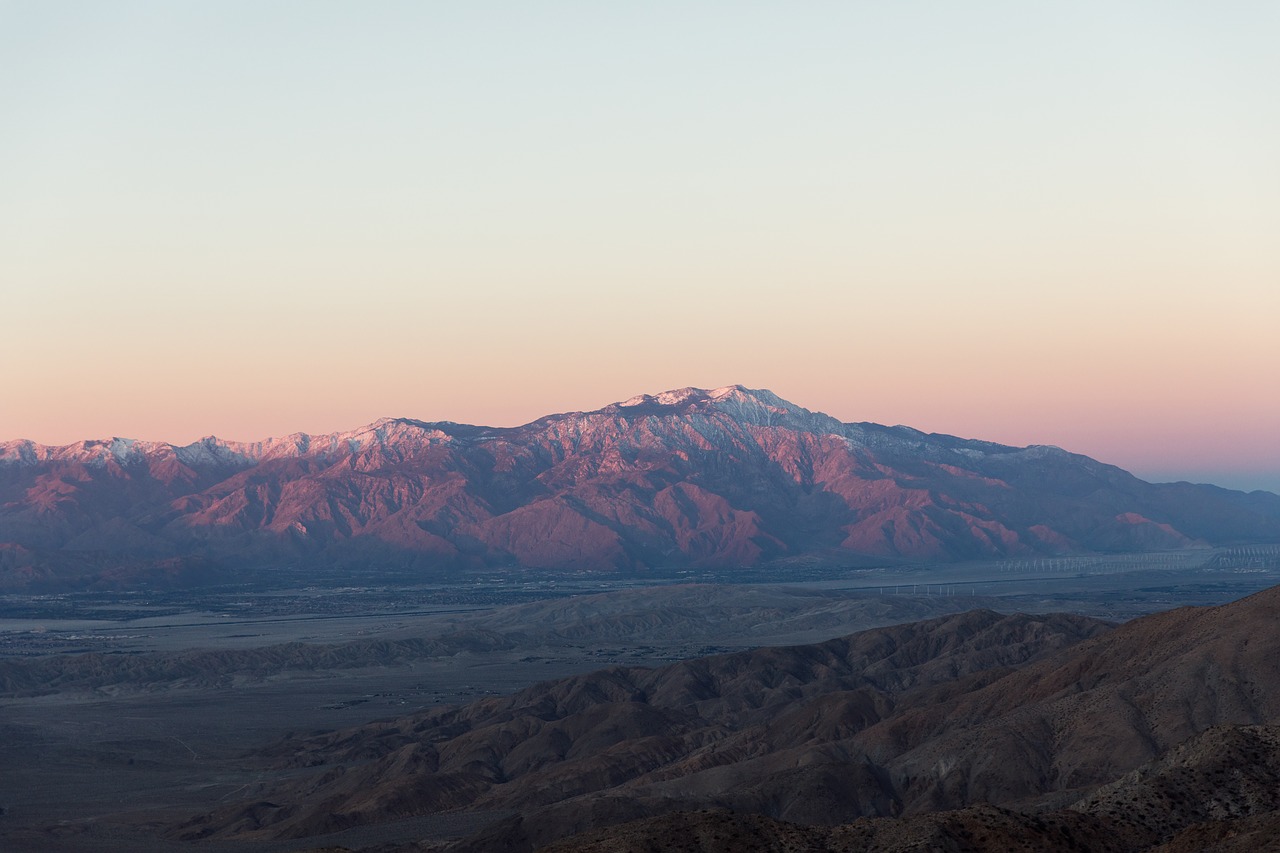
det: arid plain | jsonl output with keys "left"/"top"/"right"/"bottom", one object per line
{"left": 3, "top": 547, "right": 1278, "bottom": 852}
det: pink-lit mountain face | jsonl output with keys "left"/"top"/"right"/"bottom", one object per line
{"left": 2, "top": 386, "right": 1278, "bottom": 589}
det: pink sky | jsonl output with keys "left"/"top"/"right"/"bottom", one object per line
{"left": 2, "top": 4, "right": 1277, "bottom": 492}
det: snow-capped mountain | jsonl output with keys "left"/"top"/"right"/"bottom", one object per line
{"left": 3, "top": 385, "right": 1278, "bottom": 589}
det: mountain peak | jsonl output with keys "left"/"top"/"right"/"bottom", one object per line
{"left": 607, "top": 384, "right": 839, "bottom": 432}
{"left": 613, "top": 384, "right": 789, "bottom": 412}
{"left": 616, "top": 386, "right": 709, "bottom": 409}
{"left": 707, "top": 384, "right": 794, "bottom": 410}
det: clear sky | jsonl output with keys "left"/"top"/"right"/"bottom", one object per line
{"left": 2, "top": 1, "right": 1278, "bottom": 492}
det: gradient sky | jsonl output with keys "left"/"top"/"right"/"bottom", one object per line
{"left": 2, "top": 2, "right": 1278, "bottom": 492}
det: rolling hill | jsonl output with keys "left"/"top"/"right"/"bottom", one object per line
{"left": 171, "top": 584, "right": 1280, "bottom": 851}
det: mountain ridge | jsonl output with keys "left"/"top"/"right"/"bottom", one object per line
{"left": 0, "top": 386, "right": 1094, "bottom": 465}
{"left": 3, "top": 385, "right": 1278, "bottom": 589}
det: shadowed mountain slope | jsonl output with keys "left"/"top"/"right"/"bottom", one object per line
{"left": 4, "top": 386, "right": 1279, "bottom": 589}
{"left": 541, "top": 724, "right": 1280, "bottom": 853}
{"left": 171, "top": 585, "right": 1280, "bottom": 851}
{"left": 172, "top": 609, "right": 1112, "bottom": 844}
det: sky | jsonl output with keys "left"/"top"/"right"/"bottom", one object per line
{"left": 2, "top": 1, "right": 1278, "bottom": 492}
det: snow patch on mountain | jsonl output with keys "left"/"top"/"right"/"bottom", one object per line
{"left": 174, "top": 438, "right": 252, "bottom": 468}
{"left": 0, "top": 440, "right": 40, "bottom": 465}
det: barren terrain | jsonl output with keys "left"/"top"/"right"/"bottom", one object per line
{"left": 1, "top": 548, "right": 1278, "bottom": 851}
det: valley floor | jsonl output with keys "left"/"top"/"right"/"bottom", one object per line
{"left": 2, "top": 547, "right": 1279, "bottom": 852}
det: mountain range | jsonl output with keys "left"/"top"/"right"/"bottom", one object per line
{"left": 4, "top": 385, "right": 1279, "bottom": 589}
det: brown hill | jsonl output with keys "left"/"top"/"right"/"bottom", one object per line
{"left": 540, "top": 724, "right": 1280, "bottom": 853}
{"left": 171, "top": 608, "right": 1110, "bottom": 844}
{"left": 535, "top": 805, "right": 1125, "bottom": 853}
{"left": 875, "top": 582, "right": 1280, "bottom": 813}
{"left": 169, "top": 585, "right": 1280, "bottom": 851}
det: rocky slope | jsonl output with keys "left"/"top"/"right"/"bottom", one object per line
{"left": 541, "top": 724, "right": 1280, "bottom": 853}
{"left": 4, "top": 385, "right": 1279, "bottom": 589}
{"left": 172, "top": 609, "right": 1113, "bottom": 844}
{"left": 169, "top": 585, "right": 1280, "bottom": 852}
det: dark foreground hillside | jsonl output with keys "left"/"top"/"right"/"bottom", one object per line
{"left": 150, "top": 584, "right": 1280, "bottom": 851}
{"left": 541, "top": 725, "right": 1280, "bottom": 852}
